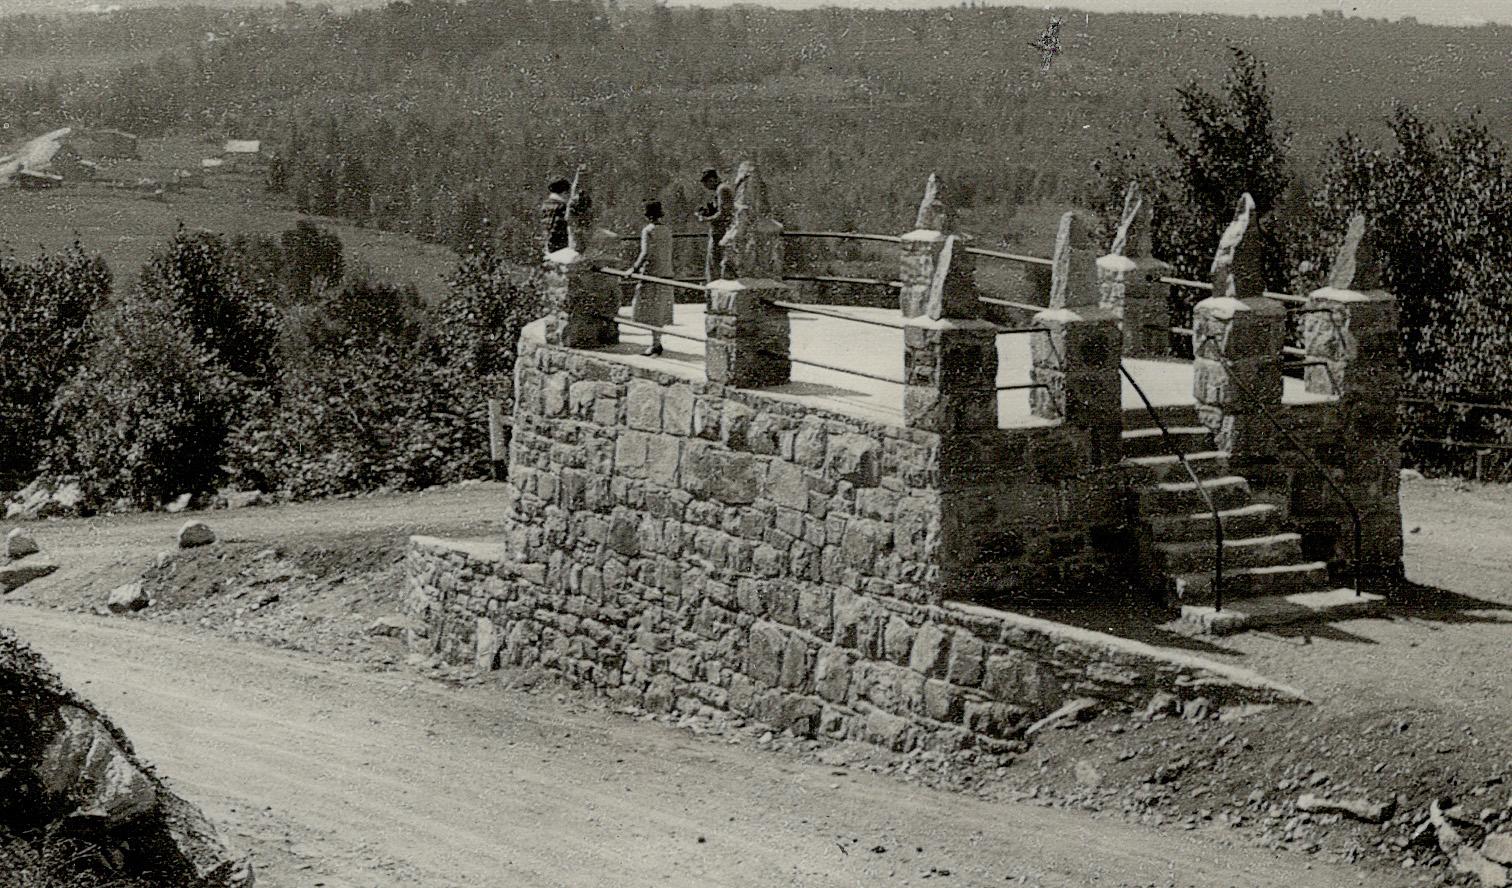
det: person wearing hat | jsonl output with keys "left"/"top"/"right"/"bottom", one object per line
{"left": 629, "top": 200, "right": 674, "bottom": 357}
{"left": 694, "top": 168, "right": 734, "bottom": 283}
{"left": 539, "top": 177, "right": 572, "bottom": 256}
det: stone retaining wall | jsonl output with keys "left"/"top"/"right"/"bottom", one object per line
{"left": 404, "top": 535, "right": 1305, "bottom": 752}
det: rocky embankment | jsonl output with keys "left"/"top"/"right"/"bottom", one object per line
{"left": 0, "top": 627, "right": 253, "bottom": 887}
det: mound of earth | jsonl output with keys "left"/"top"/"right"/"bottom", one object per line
{"left": 0, "top": 627, "right": 253, "bottom": 887}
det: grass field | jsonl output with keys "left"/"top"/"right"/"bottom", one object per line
{"left": 0, "top": 134, "right": 459, "bottom": 303}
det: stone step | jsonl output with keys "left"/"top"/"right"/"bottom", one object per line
{"left": 1120, "top": 425, "right": 1214, "bottom": 459}
{"left": 1174, "top": 589, "right": 1386, "bottom": 636}
{"left": 1170, "top": 561, "right": 1331, "bottom": 605}
{"left": 1123, "top": 450, "right": 1229, "bottom": 484}
{"left": 1156, "top": 532, "right": 1304, "bottom": 574}
{"left": 1148, "top": 502, "right": 1286, "bottom": 542}
{"left": 1122, "top": 404, "right": 1199, "bottom": 432}
{"left": 1140, "top": 475, "right": 1252, "bottom": 515}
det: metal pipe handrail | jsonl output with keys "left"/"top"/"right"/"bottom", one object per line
{"left": 996, "top": 382, "right": 1048, "bottom": 392}
{"left": 769, "top": 300, "right": 907, "bottom": 330}
{"left": 1401, "top": 396, "right": 1512, "bottom": 412}
{"left": 781, "top": 230, "right": 903, "bottom": 244}
{"left": 596, "top": 267, "right": 708, "bottom": 293}
{"left": 963, "top": 246, "right": 1054, "bottom": 267}
{"left": 782, "top": 273, "right": 903, "bottom": 289}
{"left": 979, "top": 295, "right": 1048, "bottom": 314}
{"left": 1408, "top": 436, "right": 1512, "bottom": 452}
{"left": 1120, "top": 362, "right": 1225, "bottom": 612}
{"left": 610, "top": 315, "right": 707, "bottom": 344}
{"left": 1209, "top": 354, "right": 1363, "bottom": 596}
{"left": 996, "top": 326, "right": 1054, "bottom": 336}
{"left": 1159, "top": 276, "right": 1308, "bottom": 304}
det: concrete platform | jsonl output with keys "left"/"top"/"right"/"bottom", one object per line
{"left": 1173, "top": 588, "right": 1386, "bottom": 637}
{"left": 600, "top": 303, "right": 1330, "bottom": 429}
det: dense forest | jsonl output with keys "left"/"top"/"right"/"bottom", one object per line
{"left": 2, "top": 1, "right": 1510, "bottom": 256}
{"left": 4, "top": 0, "right": 1512, "bottom": 490}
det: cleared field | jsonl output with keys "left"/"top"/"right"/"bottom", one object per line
{"left": 0, "top": 134, "right": 459, "bottom": 303}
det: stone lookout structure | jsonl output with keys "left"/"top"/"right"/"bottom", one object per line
{"left": 404, "top": 171, "right": 1400, "bottom": 751}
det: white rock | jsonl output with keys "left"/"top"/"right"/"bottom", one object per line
{"left": 164, "top": 493, "right": 192, "bottom": 513}
{"left": 4, "top": 527, "right": 39, "bottom": 559}
{"left": 37, "top": 705, "right": 157, "bottom": 825}
{"left": 107, "top": 582, "right": 149, "bottom": 614}
{"left": 476, "top": 617, "right": 503, "bottom": 671}
{"left": 367, "top": 614, "right": 423, "bottom": 638}
{"left": 176, "top": 520, "right": 216, "bottom": 549}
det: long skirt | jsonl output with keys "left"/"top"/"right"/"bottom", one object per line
{"left": 632, "top": 280, "right": 674, "bottom": 328}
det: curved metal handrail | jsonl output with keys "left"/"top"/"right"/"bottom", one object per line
{"left": 1119, "top": 362, "right": 1225, "bottom": 611}
{"left": 1208, "top": 354, "right": 1364, "bottom": 596}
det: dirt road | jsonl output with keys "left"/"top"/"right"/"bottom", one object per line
{"left": 2, "top": 605, "right": 1382, "bottom": 888}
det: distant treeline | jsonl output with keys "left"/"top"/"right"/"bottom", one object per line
{"left": 3, "top": 0, "right": 1511, "bottom": 258}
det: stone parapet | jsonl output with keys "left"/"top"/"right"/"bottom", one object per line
{"left": 1191, "top": 296, "right": 1286, "bottom": 460}
{"left": 705, "top": 279, "right": 791, "bottom": 388}
{"left": 542, "top": 247, "right": 618, "bottom": 349}
{"left": 1097, "top": 254, "right": 1175, "bottom": 358}
{"left": 1030, "top": 307, "right": 1123, "bottom": 467}
{"left": 902, "top": 317, "right": 998, "bottom": 433}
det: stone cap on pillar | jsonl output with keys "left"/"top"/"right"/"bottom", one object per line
{"left": 912, "top": 172, "right": 952, "bottom": 233}
{"left": 919, "top": 234, "right": 982, "bottom": 320}
{"left": 1191, "top": 294, "right": 1283, "bottom": 321}
{"left": 544, "top": 246, "right": 584, "bottom": 267}
{"left": 718, "top": 161, "right": 785, "bottom": 280}
{"left": 1210, "top": 192, "right": 1265, "bottom": 300}
{"left": 1048, "top": 210, "right": 1100, "bottom": 309}
{"left": 1310, "top": 213, "right": 1391, "bottom": 304}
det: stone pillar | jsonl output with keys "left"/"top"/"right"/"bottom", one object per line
{"left": 542, "top": 247, "right": 618, "bottom": 349}
{"left": 1046, "top": 211, "right": 1100, "bottom": 312}
{"left": 706, "top": 161, "right": 791, "bottom": 387}
{"left": 1030, "top": 307, "right": 1123, "bottom": 466}
{"left": 903, "top": 318, "right": 999, "bottom": 433}
{"left": 1096, "top": 184, "right": 1174, "bottom": 357}
{"left": 1301, "top": 214, "right": 1403, "bottom": 582}
{"left": 898, "top": 174, "right": 982, "bottom": 320}
{"left": 706, "top": 280, "right": 790, "bottom": 388}
{"left": 1191, "top": 194, "right": 1283, "bottom": 462}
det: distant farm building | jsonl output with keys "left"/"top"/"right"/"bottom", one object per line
{"left": 221, "top": 140, "right": 265, "bottom": 169}
{"left": 65, "top": 128, "right": 139, "bottom": 160}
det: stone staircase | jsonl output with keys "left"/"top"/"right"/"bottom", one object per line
{"left": 1122, "top": 405, "right": 1383, "bottom": 635}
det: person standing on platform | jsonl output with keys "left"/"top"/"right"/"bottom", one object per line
{"left": 629, "top": 200, "right": 674, "bottom": 357}
{"left": 539, "top": 177, "right": 572, "bottom": 256}
{"left": 695, "top": 168, "right": 733, "bottom": 283}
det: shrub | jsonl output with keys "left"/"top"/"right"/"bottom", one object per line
{"left": 0, "top": 244, "right": 111, "bottom": 484}
{"left": 46, "top": 297, "right": 241, "bottom": 509}
{"left": 137, "top": 228, "right": 279, "bottom": 384}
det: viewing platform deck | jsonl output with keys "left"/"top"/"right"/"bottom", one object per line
{"left": 555, "top": 304, "right": 1333, "bottom": 430}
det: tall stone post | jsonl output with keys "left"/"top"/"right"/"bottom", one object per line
{"left": 706, "top": 161, "right": 791, "bottom": 387}
{"left": 1046, "top": 211, "right": 1101, "bottom": 312}
{"left": 542, "top": 246, "right": 619, "bottom": 349}
{"left": 1031, "top": 217, "right": 1123, "bottom": 466}
{"left": 1301, "top": 214, "right": 1403, "bottom": 582}
{"left": 1191, "top": 194, "right": 1284, "bottom": 464}
{"left": 1097, "top": 184, "right": 1175, "bottom": 358}
{"left": 903, "top": 236, "right": 997, "bottom": 432}
{"left": 1030, "top": 308, "right": 1123, "bottom": 466}
{"left": 899, "top": 173, "right": 982, "bottom": 319}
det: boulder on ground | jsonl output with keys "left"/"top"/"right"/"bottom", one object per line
{"left": 4, "top": 527, "right": 39, "bottom": 559}
{"left": 0, "top": 555, "right": 58, "bottom": 593}
{"left": 221, "top": 490, "right": 267, "bottom": 510}
{"left": 107, "top": 582, "right": 150, "bottom": 614}
{"left": 177, "top": 520, "right": 217, "bottom": 549}
{"left": 165, "top": 493, "right": 193, "bottom": 513}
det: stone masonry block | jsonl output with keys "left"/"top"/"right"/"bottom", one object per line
{"left": 908, "top": 623, "right": 949, "bottom": 678}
